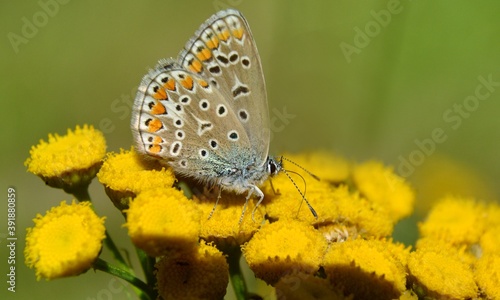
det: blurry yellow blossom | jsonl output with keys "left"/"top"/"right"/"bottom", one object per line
{"left": 479, "top": 226, "right": 500, "bottom": 255}
{"left": 410, "top": 153, "right": 497, "bottom": 214}
{"left": 280, "top": 151, "right": 350, "bottom": 183}
{"left": 474, "top": 254, "right": 500, "bottom": 299}
{"left": 407, "top": 246, "right": 478, "bottom": 299}
{"left": 322, "top": 238, "right": 408, "bottom": 300}
{"left": 242, "top": 218, "right": 327, "bottom": 285}
{"left": 25, "top": 125, "right": 106, "bottom": 192}
{"left": 418, "top": 196, "right": 487, "bottom": 246}
{"left": 156, "top": 241, "right": 228, "bottom": 300}
{"left": 125, "top": 188, "right": 200, "bottom": 257}
{"left": 352, "top": 161, "right": 415, "bottom": 221}
{"left": 25, "top": 200, "right": 106, "bottom": 280}
{"left": 97, "top": 148, "right": 176, "bottom": 210}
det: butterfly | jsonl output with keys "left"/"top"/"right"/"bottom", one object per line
{"left": 131, "top": 9, "right": 316, "bottom": 222}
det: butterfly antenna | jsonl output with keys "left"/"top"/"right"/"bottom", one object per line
{"left": 281, "top": 168, "right": 318, "bottom": 219}
{"left": 281, "top": 156, "right": 320, "bottom": 181}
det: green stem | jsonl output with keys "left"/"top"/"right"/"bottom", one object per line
{"left": 227, "top": 251, "right": 247, "bottom": 300}
{"left": 136, "top": 248, "right": 156, "bottom": 286}
{"left": 104, "top": 231, "right": 129, "bottom": 269}
{"left": 71, "top": 185, "right": 91, "bottom": 202}
{"left": 93, "top": 258, "right": 156, "bottom": 300}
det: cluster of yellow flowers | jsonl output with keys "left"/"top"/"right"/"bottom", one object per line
{"left": 24, "top": 125, "right": 500, "bottom": 299}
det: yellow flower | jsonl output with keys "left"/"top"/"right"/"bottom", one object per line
{"left": 156, "top": 241, "right": 228, "bottom": 300}
{"left": 264, "top": 176, "right": 394, "bottom": 238}
{"left": 410, "top": 153, "right": 497, "bottom": 215}
{"left": 279, "top": 151, "right": 350, "bottom": 183}
{"left": 125, "top": 188, "right": 200, "bottom": 257}
{"left": 262, "top": 171, "right": 335, "bottom": 223}
{"left": 242, "top": 218, "right": 327, "bottom": 285}
{"left": 97, "top": 148, "right": 176, "bottom": 210}
{"left": 24, "top": 200, "right": 106, "bottom": 280}
{"left": 25, "top": 125, "right": 106, "bottom": 192}
{"left": 480, "top": 226, "right": 500, "bottom": 255}
{"left": 194, "top": 191, "right": 264, "bottom": 249}
{"left": 415, "top": 237, "right": 476, "bottom": 265}
{"left": 322, "top": 238, "right": 408, "bottom": 300}
{"left": 418, "top": 196, "right": 487, "bottom": 246}
{"left": 351, "top": 161, "right": 415, "bottom": 222}
{"left": 407, "top": 246, "right": 478, "bottom": 299}
{"left": 474, "top": 254, "right": 500, "bottom": 299}
{"left": 274, "top": 271, "right": 350, "bottom": 300}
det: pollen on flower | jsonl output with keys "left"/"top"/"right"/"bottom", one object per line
{"left": 352, "top": 161, "right": 415, "bottom": 222}
{"left": 24, "top": 124, "right": 106, "bottom": 191}
{"left": 322, "top": 238, "right": 408, "bottom": 300}
{"left": 125, "top": 188, "right": 201, "bottom": 257}
{"left": 97, "top": 148, "right": 176, "bottom": 210}
{"left": 194, "top": 191, "right": 264, "bottom": 248}
{"left": 264, "top": 175, "right": 394, "bottom": 238}
{"left": 407, "top": 246, "right": 478, "bottom": 299}
{"left": 156, "top": 240, "right": 229, "bottom": 300}
{"left": 418, "top": 196, "right": 488, "bottom": 246}
{"left": 242, "top": 219, "right": 327, "bottom": 285}
{"left": 24, "top": 200, "right": 106, "bottom": 280}
{"left": 474, "top": 253, "right": 500, "bottom": 299}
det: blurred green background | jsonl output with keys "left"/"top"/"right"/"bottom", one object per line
{"left": 2, "top": 1, "right": 500, "bottom": 299}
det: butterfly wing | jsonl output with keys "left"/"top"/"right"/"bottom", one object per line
{"left": 131, "top": 59, "right": 253, "bottom": 182}
{"left": 177, "top": 9, "right": 270, "bottom": 166}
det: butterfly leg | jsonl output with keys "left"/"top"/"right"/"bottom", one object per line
{"left": 208, "top": 185, "right": 223, "bottom": 220}
{"left": 250, "top": 185, "right": 265, "bottom": 223}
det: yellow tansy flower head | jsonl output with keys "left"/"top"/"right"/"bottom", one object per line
{"left": 156, "top": 241, "right": 229, "bottom": 300}
{"left": 319, "top": 186, "right": 394, "bottom": 239}
{"left": 25, "top": 125, "right": 106, "bottom": 192}
{"left": 352, "top": 160, "right": 415, "bottom": 222}
{"left": 194, "top": 191, "right": 264, "bottom": 250}
{"left": 407, "top": 246, "right": 478, "bottom": 299}
{"left": 242, "top": 218, "right": 327, "bottom": 285}
{"left": 418, "top": 196, "right": 487, "bottom": 246}
{"left": 24, "top": 200, "right": 106, "bottom": 280}
{"left": 322, "top": 238, "right": 408, "bottom": 300}
{"left": 125, "top": 188, "right": 200, "bottom": 257}
{"left": 474, "top": 253, "right": 500, "bottom": 299}
{"left": 97, "top": 148, "right": 176, "bottom": 210}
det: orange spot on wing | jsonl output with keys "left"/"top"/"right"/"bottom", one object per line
{"left": 189, "top": 59, "right": 203, "bottom": 73}
{"left": 206, "top": 37, "right": 219, "bottom": 49}
{"left": 180, "top": 76, "right": 194, "bottom": 90}
{"left": 149, "top": 144, "right": 162, "bottom": 154}
{"left": 196, "top": 48, "right": 212, "bottom": 61}
{"left": 151, "top": 101, "right": 166, "bottom": 115}
{"left": 218, "top": 30, "right": 230, "bottom": 42}
{"left": 198, "top": 79, "right": 208, "bottom": 88}
{"left": 153, "top": 88, "right": 167, "bottom": 100}
{"left": 232, "top": 28, "right": 244, "bottom": 39}
{"left": 163, "top": 78, "right": 176, "bottom": 91}
{"left": 148, "top": 118, "right": 163, "bottom": 132}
